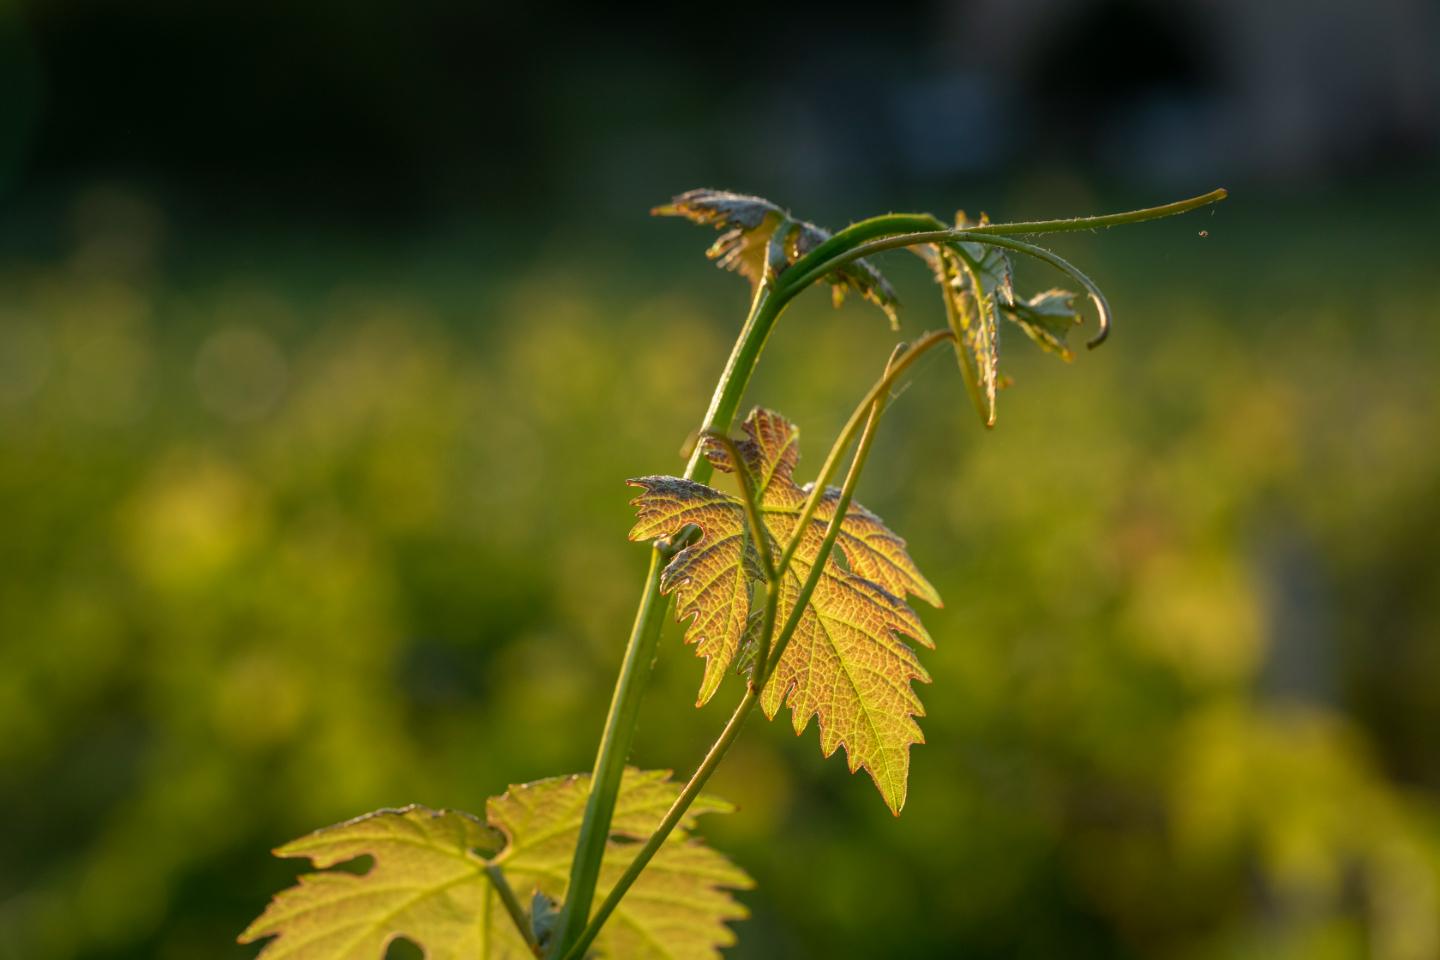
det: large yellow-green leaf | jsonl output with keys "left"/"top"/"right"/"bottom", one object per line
{"left": 487, "top": 769, "right": 751, "bottom": 959}
{"left": 628, "top": 408, "right": 940, "bottom": 813}
{"left": 238, "top": 806, "right": 521, "bottom": 960}
{"left": 240, "top": 769, "right": 751, "bottom": 960}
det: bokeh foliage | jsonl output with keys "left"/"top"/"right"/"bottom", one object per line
{"left": 1, "top": 182, "right": 1438, "bottom": 959}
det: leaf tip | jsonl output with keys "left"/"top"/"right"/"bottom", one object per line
{"left": 884, "top": 779, "right": 909, "bottom": 816}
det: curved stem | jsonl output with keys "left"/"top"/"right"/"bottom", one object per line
{"left": 773, "top": 329, "right": 955, "bottom": 582}
{"left": 782, "top": 192, "right": 1224, "bottom": 291}
{"left": 962, "top": 188, "right": 1227, "bottom": 236}
{"left": 785, "top": 229, "right": 1114, "bottom": 347}
{"left": 975, "top": 234, "right": 1112, "bottom": 348}
{"left": 761, "top": 346, "right": 903, "bottom": 682}
{"left": 776, "top": 189, "right": 1224, "bottom": 348}
{"left": 784, "top": 212, "right": 946, "bottom": 287}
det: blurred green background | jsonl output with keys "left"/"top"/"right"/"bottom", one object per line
{"left": 2, "top": 2, "right": 1439, "bottom": 958}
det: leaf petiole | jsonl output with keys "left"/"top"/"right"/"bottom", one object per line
{"left": 772, "top": 328, "right": 955, "bottom": 586}
{"left": 748, "top": 576, "right": 783, "bottom": 695}
{"left": 758, "top": 342, "right": 905, "bottom": 684}
{"left": 702, "top": 430, "right": 777, "bottom": 583}
{"left": 483, "top": 864, "right": 541, "bottom": 956}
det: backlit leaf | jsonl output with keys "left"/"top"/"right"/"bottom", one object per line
{"left": 238, "top": 806, "right": 518, "bottom": 960}
{"left": 653, "top": 189, "right": 900, "bottom": 328}
{"left": 927, "top": 215, "right": 1014, "bottom": 429}
{"left": 240, "top": 769, "right": 751, "bottom": 960}
{"left": 1002, "top": 288, "right": 1083, "bottom": 361}
{"left": 629, "top": 408, "right": 940, "bottom": 813}
{"left": 918, "top": 217, "right": 1086, "bottom": 425}
{"left": 809, "top": 487, "right": 942, "bottom": 607}
{"left": 629, "top": 476, "right": 762, "bottom": 706}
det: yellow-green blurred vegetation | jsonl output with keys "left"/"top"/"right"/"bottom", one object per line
{"left": 1, "top": 180, "right": 1438, "bottom": 959}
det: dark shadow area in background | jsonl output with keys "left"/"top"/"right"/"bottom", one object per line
{"left": 2, "top": 0, "right": 1435, "bottom": 235}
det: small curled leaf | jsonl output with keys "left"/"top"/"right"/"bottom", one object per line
{"left": 1002, "top": 289, "right": 1084, "bottom": 361}
{"left": 919, "top": 213, "right": 1089, "bottom": 426}
{"left": 652, "top": 190, "right": 785, "bottom": 288}
{"left": 929, "top": 236, "right": 1010, "bottom": 429}
{"left": 653, "top": 189, "right": 900, "bottom": 328}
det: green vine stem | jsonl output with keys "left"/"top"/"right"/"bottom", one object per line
{"left": 561, "top": 337, "right": 922, "bottom": 960}
{"left": 552, "top": 547, "right": 669, "bottom": 954}
{"left": 682, "top": 282, "right": 785, "bottom": 484}
{"left": 771, "top": 328, "right": 954, "bottom": 588}
{"left": 787, "top": 228, "right": 1114, "bottom": 346}
{"left": 965, "top": 187, "right": 1226, "bottom": 236}
{"left": 553, "top": 279, "right": 786, "bottom": 953}
{"left": 561, "top": 684, "right": 760, "bottom": 960}
{"left": 557, "top": 235, "right": 865, "bottom": 953}
{"left": 781, "top": 189, "right": 1225, "bottom": 347}
{"left": 757, "top": 340, "right": 933, "bottom": 682}
{"left": 553, "top": 188, "right": 1227, "bottom": 957}
{"left": 783, "top": 189, "right": 1225, "bottom": 302}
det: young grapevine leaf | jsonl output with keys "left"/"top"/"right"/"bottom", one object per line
{"left": 629, "top": 475, "right": 762, "bottom": 708}
{"left": 629, "top": 408, "right": 940, "bottom": 813}
{"left": 918, "top": 217, "right": 1084, "bottom": 424}
{"left": 927, "top": 217, "right": 1014, "bottom": 429}
{"left": 240, "top": 769, "right": 751, "bottom": 960}
{"left": 1001, "top": 288, "right": 1083, "bottom": 361}
{"left": 653, "top": 189, "right": 900, "bottom": 327}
